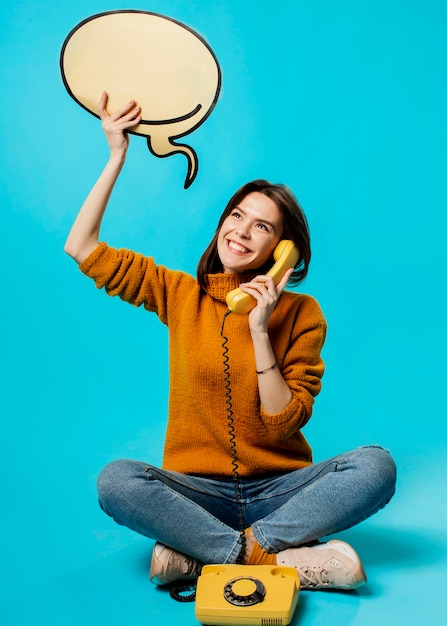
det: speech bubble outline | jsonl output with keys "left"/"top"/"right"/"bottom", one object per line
{"left": 60, "top": 10, "right": 222, "bottom": 188}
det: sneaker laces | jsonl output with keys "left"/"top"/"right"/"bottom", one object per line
{"left": 298, "top": 566, "right": 331, "bottom": 588}
{"left": 164, "top": 552, "right": 201, "bottom": 579}
{"left": 181, "top": 555, "right": 202, "bottom": 578}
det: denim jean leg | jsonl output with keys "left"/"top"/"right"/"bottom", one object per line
{"left": 96, "top": 459, "right": 242, "bottom": 563}
{"left": 252, "top": 445, "right": 397, "bottom": 553}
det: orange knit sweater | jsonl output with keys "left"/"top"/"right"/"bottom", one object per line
{"left": 80, "top": 242, "right": 327, "bottom": 477}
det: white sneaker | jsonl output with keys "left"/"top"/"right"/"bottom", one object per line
{"left": 276, "top": 540, "right": 367, "bottom": 590}
{"left": 149, "top": 542, "right": 203, "bottom": 585}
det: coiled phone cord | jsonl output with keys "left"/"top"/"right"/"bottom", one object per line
{"left": 170, "top": 309, "right": 247, "bottom": 602}
{"left": 220, "top": 309, "right": 247, "bottom": 563}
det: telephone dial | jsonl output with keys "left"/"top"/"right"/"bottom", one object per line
{"left": 195, "top": 564, "right": 300, "bottom": 625}
{"left": 226, "top": 240, "right": 299, "bottom": 315}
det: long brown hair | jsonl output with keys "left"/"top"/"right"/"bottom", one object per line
{"left": 197, "top": 179, "right": 311, "bottom": 289}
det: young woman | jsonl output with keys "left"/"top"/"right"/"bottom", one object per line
{"left": 65, "top": 93, "right": 396, "bottom": 591}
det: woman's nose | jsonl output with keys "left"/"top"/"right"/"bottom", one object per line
{"left": 236, "top": 225, "right": 250, "bottom": 239}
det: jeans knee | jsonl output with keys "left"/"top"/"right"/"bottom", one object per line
{"left": 360, "top": 445, "right": 397, "bottom": 501}
{"left": 97, "top": 459, "right": 134, "bottom": 512}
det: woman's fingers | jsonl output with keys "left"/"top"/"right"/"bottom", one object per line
{"left": 96, "top": 91, "right": 141, "bottom": 153}
{"left": 246, "top": 269, "right": 293, "bottom": 297}
{"left": 98, "top": 91, "right": 110, "bottom": 120}
{"left": 242, "top": 276, "right": 274, "bottom": 294}
{"left": 275, "top": 268, "right": 294, "bottom": 294}
{"left": 241, "top": 269, "right": 293, "bottom": 306}
{"left": 98, "top": 92, "right": 141, "bottom": 127}
{"left": 240, "top": 277, "right": 275, "bottom": 305}
{"left": 109, "top": 100, "right": 140, "bottom": 123}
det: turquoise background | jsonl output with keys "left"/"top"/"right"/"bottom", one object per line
{"left": 1, "top": 1, "right": 446, "bottom": 624}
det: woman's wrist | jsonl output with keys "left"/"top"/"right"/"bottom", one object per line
{"left": 256, "top": 362, "right": 277, "bottom": 375}
{"left": 109, "top": 148, "right": 127, "bottom": 165}
{"left": 250, "top": 330, "right": 278, "bottom": 376}
{"left": 249, "top": 327, "right": 270, "bottom": 342}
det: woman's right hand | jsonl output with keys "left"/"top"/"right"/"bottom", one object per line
{"left": 98, "top": 91, "right": 142, "bottom": 157}
{"left": 64, "top": 93, "right": 142, "bottom": 264}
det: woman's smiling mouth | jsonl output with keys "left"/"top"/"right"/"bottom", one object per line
{"left": 227, "top": 240, "right": 251, "bottom": 255}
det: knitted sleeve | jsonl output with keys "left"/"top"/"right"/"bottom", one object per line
{"left": 258, "top": 294, "right": 327, "bottom": 441}
{"left": 78, "top": 242, "right": 190, "bottom": 324}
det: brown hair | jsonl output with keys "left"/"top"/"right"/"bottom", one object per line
{"left": 197, "top": 179, "right": 311, "bottom": 289}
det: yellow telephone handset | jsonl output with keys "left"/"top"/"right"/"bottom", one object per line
{"left": 225, "top": 240, "right": 299, "bottom": 315}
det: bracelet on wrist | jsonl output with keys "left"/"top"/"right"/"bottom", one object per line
{"left": 256, "top": 363, "right": 277, "bottom": 375}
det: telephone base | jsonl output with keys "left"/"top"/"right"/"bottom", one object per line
{"left": 195, "top": 564, "right": 300, "bottom": 625}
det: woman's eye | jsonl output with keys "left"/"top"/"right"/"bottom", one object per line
{"left": 257, "top": 223, "right": 268, "bottom": 231}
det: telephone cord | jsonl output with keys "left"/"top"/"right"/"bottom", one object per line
{"left": 220, "top": 309, "right": 247, "bottom": 563}
{"left": 170, "top": 309, "right": 247, "bottom": 603}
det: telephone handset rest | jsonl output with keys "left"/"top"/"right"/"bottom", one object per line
{"left": 225, "top": 240, "right": 299, "bottom": 315}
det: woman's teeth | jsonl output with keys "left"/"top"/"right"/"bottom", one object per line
{"left": 229, "top": 241, "right": 249, "bottom": 254}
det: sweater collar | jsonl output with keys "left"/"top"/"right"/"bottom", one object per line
{"left": 204, "top": 272, "right": 257, "bottom": 303}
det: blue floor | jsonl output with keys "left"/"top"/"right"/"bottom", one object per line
{"left": 2, "top": 438, "right": 445, "bottom": 626}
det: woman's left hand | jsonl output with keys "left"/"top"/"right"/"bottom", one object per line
{"left": 239, "top": 268, "right": 294, "bottom": 334}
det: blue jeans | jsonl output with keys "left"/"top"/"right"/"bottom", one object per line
{"left": 97, "top": 445, "right": 396, "bottom": 564}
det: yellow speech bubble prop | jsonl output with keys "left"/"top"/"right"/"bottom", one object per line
{"left": 60, "top": 10, "right": 222, "bottom": 188}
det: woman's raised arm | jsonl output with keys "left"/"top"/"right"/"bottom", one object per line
{"left": 64, "top": 92, "right": 142, "bottom": 264}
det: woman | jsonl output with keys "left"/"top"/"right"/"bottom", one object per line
{"left": 65, "top": 93, "right": 396, "bottom": 590}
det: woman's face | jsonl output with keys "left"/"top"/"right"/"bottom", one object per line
{"left": 217, "top": 192, "right": 283, "bottom": 274}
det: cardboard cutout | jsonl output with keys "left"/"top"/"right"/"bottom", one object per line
{"left": 60, "top": 10, "right": 222, "bottom": 188}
